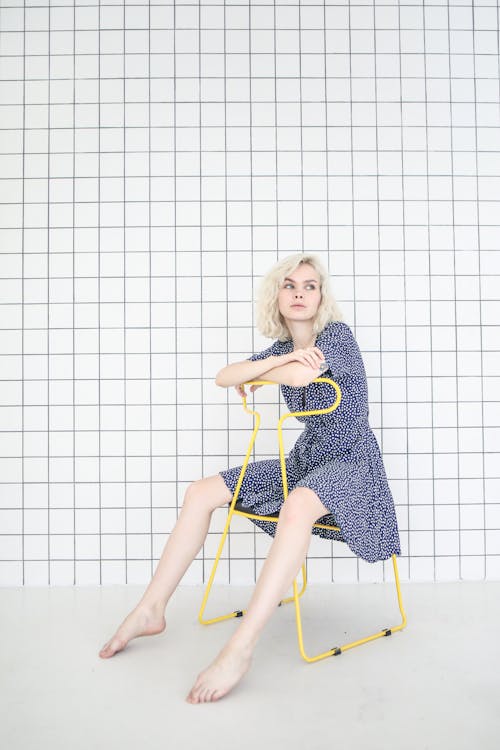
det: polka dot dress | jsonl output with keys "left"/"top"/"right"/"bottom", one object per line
{"left": 219, "top": 321, "right": 401, "bottom": 563}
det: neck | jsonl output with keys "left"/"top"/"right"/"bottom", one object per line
{"left": 286, "top": 319, "right": 316, "bottom": 349}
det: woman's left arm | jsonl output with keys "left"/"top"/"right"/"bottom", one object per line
{"left": 255, "top": 348, "right": 327, "bottom": 388}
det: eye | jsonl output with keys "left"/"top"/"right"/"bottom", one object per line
{"left": 283, "top": 282, "right": 316, "bottom": 289}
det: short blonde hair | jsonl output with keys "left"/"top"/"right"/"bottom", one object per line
{"left": 254, "top": 253, "right": 344, "bottom": 341}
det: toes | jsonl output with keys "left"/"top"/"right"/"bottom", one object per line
{"left": 196, "top": 686, "right": 207, "bottom": 703}
{"left": 111, "top": 638, "right": 125, "bottom": 653}
{"left": 99, "top": 637, "right": 126, "bottom": 658}
{"left": 186, "top": 682, "right": 201, "bottom": 703}
{"left": 99, "top": 643, "right": 112, "bottom": 657}
{"left": 192, "top": 676, "right": 204, "bottom": 701}
{"left": 186, "top": 685, "right": 225, "bottom": 703}
{"left": 200, "top": 687, "right": 211, "bottom": 703}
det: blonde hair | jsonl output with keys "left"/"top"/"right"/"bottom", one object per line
{"left": 254, "top": 253, "right": 344, "bottom": 341}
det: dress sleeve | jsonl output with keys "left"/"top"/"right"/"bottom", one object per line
{"left": 315, "top": 322, "right": 362, "bottom": 379}
{"left": 246, "top": 340, "right": 279, "bottom": 362}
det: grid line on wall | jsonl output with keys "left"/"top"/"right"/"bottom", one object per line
{"left": 244, "top": 0, "right": 255, "bottom": 586}
{"left": 347, "top": 0, "right": 360, "bottom": 583}
{"left": 97, "top": 0, "right": 103, "bottom": 584}
{"left": 20, "top": 0, "right": 26, "bottom": 586}
{"left": 470, "top": 0, "right": 487, "bottom": 580}
{"left": 122, "top": 0, "right": 128, "bottom": 583}
{"left": 173, "top": 0, "right": 179, "bottom": 580}
{"left": 46, "top": 0, "right": 51, "bottom": 584}
{"left": 198, "top": 0, "right": 207, "bottom": 582}
{"left": 373, "top": 0, "right": 387, "bottom": 583}
{"left": 72, "top": 0, "right": 77, "bottom": 585}
{"left": 398, "top": 0, "right": 411, "bottom": 582}
{"left": 322, "top": 0, "right": 334, "bottom": 581}
{"left": 423, "top": 0, "right": 437, "bottom": 581}
{"left": 447, "top": 0, "right": 462, "bottom": 579}
{"left": 148, "top": 0, "right": 153, "bottom": 578}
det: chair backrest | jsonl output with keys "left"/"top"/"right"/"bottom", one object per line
{"left": 238, "top": 376, "right": 342, "bottom": 512}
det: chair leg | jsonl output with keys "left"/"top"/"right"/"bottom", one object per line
{"left": 197, "top": 501, "right": 240, "bottom": 625}
{"left": 198, "top": 400, "right": 266, "bottom": 625}
{"left": 292, "top": 554, "right": 408, "bottom": 663}
{"left": 198, "top": 524, "right": 308, "bottom": 625}
{"left": 280, "top": 561, "right": 307, "bottom": 604}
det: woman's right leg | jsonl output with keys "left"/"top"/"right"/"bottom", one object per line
{"left": 99, "top": 474, "right": 233, "bottom": 658}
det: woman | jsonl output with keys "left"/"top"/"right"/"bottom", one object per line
{"left": 99, "top": 253, "right": 401, "bottom": 704}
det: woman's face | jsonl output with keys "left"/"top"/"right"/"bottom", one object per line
{"left": 277, "top": 263, "right": 322, "bottom": 325}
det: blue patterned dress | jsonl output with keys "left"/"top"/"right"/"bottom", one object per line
{"left": 219, "top": 321, "right": 401, "bottom": 563}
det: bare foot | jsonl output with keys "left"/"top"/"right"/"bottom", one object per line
{"left": 99, "top": 603, "right": 166, "bottom": 658}
{"left": 186, "top": 643, "right": 253, "bottom": 703}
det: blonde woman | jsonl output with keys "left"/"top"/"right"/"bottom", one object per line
{"left": 99, "top": 253, "right": 401, "bottom": 703}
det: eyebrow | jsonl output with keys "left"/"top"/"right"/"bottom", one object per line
{"left": 284, "top": 277, "right": 319, "bottom": 284}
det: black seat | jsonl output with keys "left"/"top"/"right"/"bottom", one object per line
{"left": 233, "top": 498, "right": 339, "bottom": 529}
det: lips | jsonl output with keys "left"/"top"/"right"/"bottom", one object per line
{"left": 291, "top": 304, "right": 305, "bottom": 308}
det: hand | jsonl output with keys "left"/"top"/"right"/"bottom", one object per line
{"left": 286, "top": 346, "right": 327, "bottom": 370}
{"left": 234, "top": 383, "right": 262, "bottom": 398}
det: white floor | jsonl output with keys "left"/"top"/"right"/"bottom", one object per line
{"left": 1, "top": 580, "right": 499, "bottom": 750}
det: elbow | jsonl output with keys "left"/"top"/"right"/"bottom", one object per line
{"left": 215, "top": 369, "right": 229, "bottom": 388}
{"left": 292, "top": 367, "right": 318, "bottom": 388}
{"left": 291, "top": 373, "right": 307, "bottom": 388}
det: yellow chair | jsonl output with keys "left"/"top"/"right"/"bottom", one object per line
{"left": 198, "top": 377, "right": 407, "bottom": 662}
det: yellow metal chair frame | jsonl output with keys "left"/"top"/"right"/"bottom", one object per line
{"left": 198, "top": 377, "right": 407, "bottom": 662}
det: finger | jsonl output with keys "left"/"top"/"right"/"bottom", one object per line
{"left": 311, "top": 356, "right": 322, "bottom": 370}
{"left": 307, "top": 355, "right": 318, "bottom": 368}
{"left": 299, "top": 354, "right": 314, "bottom": 368}
{"left": 300, "top": 354, "right": 317, "bottom": 368}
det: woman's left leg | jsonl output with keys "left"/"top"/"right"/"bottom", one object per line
{"left": 186, "top": 486, "right": 329, "bottom": 703}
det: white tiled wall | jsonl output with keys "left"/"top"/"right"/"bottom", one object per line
{"left": 0, "top": 0, "right": 499, "bottom": 587}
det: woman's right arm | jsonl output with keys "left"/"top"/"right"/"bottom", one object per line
{"left": 215, "top": 355, "right": 284, "bottom": 388}
{"left": 215, "top": 348, "right": 325, "bottom": 389}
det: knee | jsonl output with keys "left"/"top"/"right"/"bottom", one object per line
{"left": 182, "top": 479, "right": 205, "bottom": 509}
{"left": 278, "top": 489, "right": 318, "bottom": 526}
{"left": 183, "top": 476, "right": 231, "bottom": 512}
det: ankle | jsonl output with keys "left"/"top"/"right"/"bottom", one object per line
{"left": 138, "top": 597, "right": 167, "bottom": 617}
{"left": 227, "top": 629, "right": 258, "bottom": 656}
